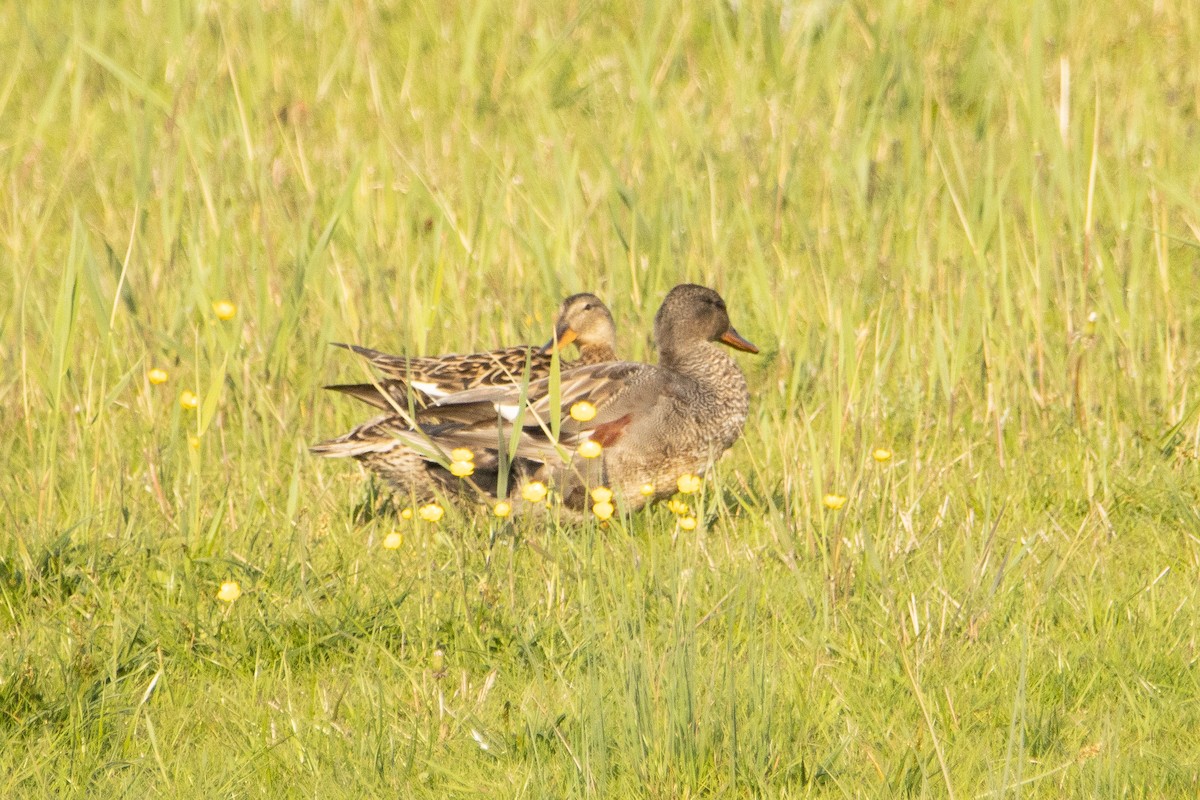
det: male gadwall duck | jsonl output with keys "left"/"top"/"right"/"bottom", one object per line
{"left": 325, "top": 293, "right": 616, "bottom": 411}
{"left": 387, "top": 284, "right": 758, "bottom": 511}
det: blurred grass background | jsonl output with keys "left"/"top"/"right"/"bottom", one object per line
{"left": 3, "top": 0, "right": 1200, "bottom": 796}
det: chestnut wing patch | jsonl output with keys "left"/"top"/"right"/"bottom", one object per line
{"left": 589, "top": 413, "right": 633, "bottom": 447}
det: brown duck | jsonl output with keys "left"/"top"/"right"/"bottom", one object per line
{"left": 325, "top": 293, "right": 616, "bottom": 412}
{"left": 381, "top": 284, "right": 758, "bottom": 511}
{"left": 312, "top": 293, "right": 617, "bottom": 501}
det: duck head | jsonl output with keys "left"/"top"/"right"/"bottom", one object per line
{"left": 654, "top": 284, "right": 759, "bottom": 357}
{"left": 542, "top": 293, "right": 617, "bottom": 354}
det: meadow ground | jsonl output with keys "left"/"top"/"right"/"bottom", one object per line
{"left": 4, "top": 1, "right": 1200, "bottom": 796}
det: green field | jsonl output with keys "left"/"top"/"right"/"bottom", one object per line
{"left": 4, "top": 1, "right": 1200, "bottom": 796}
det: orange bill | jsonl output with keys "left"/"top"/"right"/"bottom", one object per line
{"left": 719, "top": 327, "right": 758, "bottom": 354}
{"left": 541, "top": 325, "right": 579, "bottom": 353}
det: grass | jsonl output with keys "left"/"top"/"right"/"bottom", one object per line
{"left": 3, "top": 0, "right": 1200, "bottom": 796}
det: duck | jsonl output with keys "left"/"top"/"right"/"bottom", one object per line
{"left": 325, "top": 293, "right": 616, "bottom": 412}
{"left": 312, "top": 293, "right": 616, "bottom": 501}
{"left": 379, "top": 284, "right": 758, "bottom": 512}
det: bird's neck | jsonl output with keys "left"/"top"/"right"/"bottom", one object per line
{"left": 661, "top": 341, "right": 747, "bottom": 399}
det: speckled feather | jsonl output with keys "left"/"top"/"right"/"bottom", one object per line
{"left": 326, "top": 293, "right": 617, "bottom": 411}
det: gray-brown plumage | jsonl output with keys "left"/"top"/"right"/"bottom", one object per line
{"left": 380, "top": 284, "right": 759, "bottom": 511}
{"left": 325, "top": 293, "right": 616, "bottom": 412}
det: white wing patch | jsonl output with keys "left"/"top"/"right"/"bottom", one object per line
{"left": 411, "top": 381, "right": 448, "bottom": 397}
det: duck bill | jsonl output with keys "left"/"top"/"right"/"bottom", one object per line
{"left": 541, "top": 325, "right": 579, "bottom": 354}
{"left": 719, "top": 327, "right": 759, "bottom": 354}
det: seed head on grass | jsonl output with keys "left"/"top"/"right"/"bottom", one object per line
{"left": 382, "top": 532, "right": 403, "bottom": 550}
{"left": 522, "top": 481, "right": 548, "bottom": 504}
{"left": 823, "top": 494, "right": 847, "bottom": 511}
{"left": 148, "top": 368, "right": 168, "bottom": 385}
{"left": 180, "top": 390, "right": 199, "bottom": 410}
{"left": 418, "top": 503, "right": 444, "bottom": 522}
{"left": 217, "top": 581, "right": 241, "bottom": 603}
{"left": 212, "top": 300, "right": 237, "bottom": 320}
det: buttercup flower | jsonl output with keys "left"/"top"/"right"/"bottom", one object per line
{"left": 148, "top": 368, "right": 168, "bottom": 385}
{"left": 678, "top": 516, "right": 697, "bottom": 531}
{"left": 570, "top": 401, "right": 597, "bottom": 422}
{"left": 872, "top": 448, "right": 892, "bottom": 463}
{"left": 450, "top": 448, "right": 474, "bottom": 463}
{"left": 382, "top": 532, "right": 403, "bottom": 550}
{"left": 493, "top": 501, "right": 512, "bottom": 518}
{"left": 590, "top": 487, "right": 613, "bottom": 504}
{"left": 180, "top": 390, "right": 199, "bottom": 410}
{"left": 592, "top": 501, "right": 614, "bottom": 521}
{"left": 217, "top": 581, "right": 241, "bottom": 603}
{"left": 418, "top": 503, "right": 444, "bottom": 522}
{"left": 823, "top": 494, "right": 847, "bottom": 511}
{"left": 213, "top": 300, "right": 237, "bottom": 320}
{"left": 400, "top": 508, "right": 413, "bottom": 520}
{"left": 676, "top": 474, "right": 701, "bottom": 494}
{"left": 640, "top": 483, "right": 655, "bottom": 496}
{"left": 449, "top": 460, "right": 474, "bottom": 477}
{"left": 522, "top": 481, "right": 548, "bottom": 504}
{"left": 577, "top": 440, "right": 602, "bottom": 459}
{"left": 666, "top": 499, "right": 689, "bottom": 516}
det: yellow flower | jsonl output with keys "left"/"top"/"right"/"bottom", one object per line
{"left": 180, "top": 390, "right": 199, "bottom": 410}
{"left": 592, "top": 501, "right": 614, "bottom": 521}
{"left": 666, "top": 499, "right": 689, "bottom": 516}
{"left": 577, "top": 440, "right": 603, "bottom": 459}
{"left": 678, "top": 516, "right": 697, "bottom": 531}
{"left": 590, "top": 486, "right": 613, "bottom": 504}
{"left": 216, "top": 581, "right": 241, "bottom": 603}
{"left": 450, "top": 447, "right": 474, "bottom": 462}
{"left": 676, "top": 474, "right": 702, "bottom": 494}
{"left": 640, "top": 483, "right": 655, "bottom": 497}
{"left": 872, "top": 448, "right": 893, "bottom": 463}
{"left": 212, "top": 300, "right": 237, "bottom": 320}
{"left": 823, "top": 494, "right": 847, "bottom": 511}
{"left": 493, "top": 501, "right": 512, "bottom": 518}
{"left": 569, "top": 401, "right": 597, "bottom": 422}
{"left": 187, "top": 435, "right": 201, "bottom": 450}
{"left": 148, "top": 368, "right": 168, "bottom": 385}
{"left": 382, "top": 532, "right": 403, "bottom": 550}
{"left": 521, "top": 481, "right": 548, "bottom": 504}
{"left": 418, "top": 503, "right": 444, "bottom": 522}
{"left": 400, "top": 508, "right": 413, "bottom": 520}
{"left": 449, "top": 460, "right": 474, "bottom": 477}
